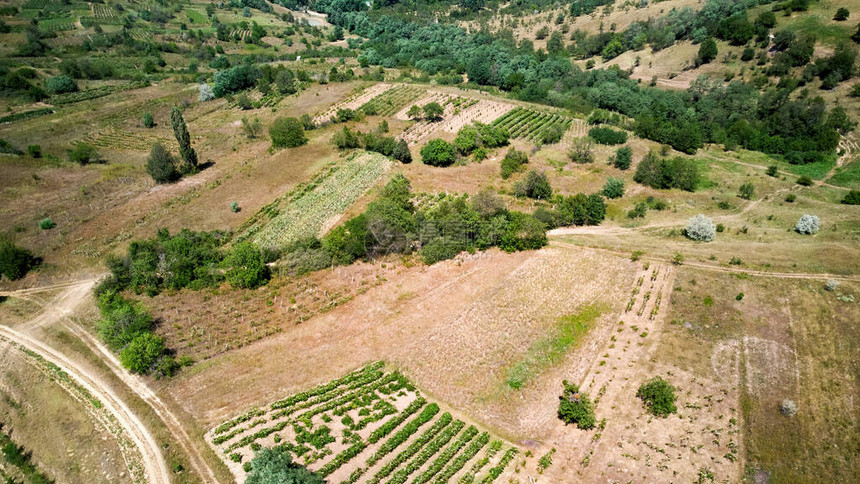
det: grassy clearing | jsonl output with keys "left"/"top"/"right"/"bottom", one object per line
{"left": 505, "top": 304, "right": 603, "bottom": 390}
{"left": 702, "top": 148, "right": 836, "bottom": 180}
{"left": 659, "top": 269, "right": 860, "bottom": 483}
{"left": 827, "top": 158, "right": 860, "bottom": 189}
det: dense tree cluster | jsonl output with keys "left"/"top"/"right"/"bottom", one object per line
{"left": 0, "top": 235, "right": 37, "bottom": 281}
{"left": 633, "top": 151, "right": 700, "bottom": 191}
{"left": 331, "top": 126, "right": 412, "bottom": 163}
{"left": 277, "top": 175, "right": 550, "bottom": 271}
{"left": 101, "top": 228, "right": 269, "bottom": 296}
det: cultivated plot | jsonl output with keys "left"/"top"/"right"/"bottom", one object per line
{"left": 208, "top": 362, "right": 518, "bottom": 484}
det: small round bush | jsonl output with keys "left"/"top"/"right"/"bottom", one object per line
{"left": 557, "top": 380, "right": 596, "bottom": 429}
{"left": 142, "top": 112, "right": 154, "bottom": 128}
{"left": 794, "top": 214, "right": 819, "bottom": 234}
{"left": 637, "top": 377, "right": 677, "bottom": 417}
{"left": 198, "top": 83, "right": 214, "bottom": 101}
{"left": 420, "top": 138, "right": 457, "bottom": 167}
{"left": 269, "top": 117, "right": 307, "bottom": 149}
{"left": 39, "top": 218, "right": 55, "bottom": 230}
{"left": 685, "top": 214, "right": 716, "bottom": 242}
{"left": 779, "top": 399, "right": 798, "bottom": 416}
{"left": 45, "top": 75, "right": 78, "bottom": 94}
{"left": 603, "top": 177, "right": 624, "bottom": 199}
{"left": 824, "top": 279, "right": 839, "bottom": 291}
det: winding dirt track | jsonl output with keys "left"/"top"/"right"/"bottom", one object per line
{"left": 0, "top": 320, "right": 170, "bottom": 484}
{"left": 1, "top": 279, "right": 220, "bottom": 484}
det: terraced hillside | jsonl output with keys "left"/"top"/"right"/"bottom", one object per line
{"left": 208, "top": 362, "right": 518, "bottom": 484}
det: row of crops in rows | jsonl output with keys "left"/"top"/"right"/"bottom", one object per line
{"left": 92, "top": 3, "right": 119, "bottom": 19}
{"left": 209, "top": 362, "right": 518, "bottom": 483}
{"left": 0, "top": 108, "right": 54, "bottom": 125}
{"left": 490, "top": 107, "right": 572, "bottom": 142}
{"left": 313, "top": 83, "right": 392, "bottom": 124}
{"left": 240, "top": 151, "right": 392, "bottom": 250}
{"left": 81, "top": 127, "right": 170, "bottom": 152}
{"left": 49, "top": 80, "right": 150, "bottom": 105}
{"left": 361, "top": 85, "right": 425, "bottom": 117}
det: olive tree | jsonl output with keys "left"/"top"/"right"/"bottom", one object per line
{"left": 794, "top": 214, "right": 819, "bottom": 234}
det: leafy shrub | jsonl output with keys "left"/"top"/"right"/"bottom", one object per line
{"left": 568, "top": 138, "right": 594, "bottom": 164}
{"left": 119, "top": 332, "right": 166, "bottom": 374}
{"left": 738, "top": 182, "right": 755, "bottom": 200}
{"left": 785, "top": 193, "right": 797, "bottom": 203}
{"left": 796, "top": 175, "right": 813, "bottom": 186}
{"left": 230, "top": 201, "right": 241, "bottom": 213}
{"left": 420, "top": 139, "right": 456, "bottom": 166}
{"left": 557, "top": 380, "right": 596, "bottom": 429}
{"left": 45, "top": 75, "right": 78, "bottom": 94}
{"left": 392, "top": 139, "right": 412, "bottom": 164}
{"left": 588, "top": 126, "right": 627, "bottom": 145}
{"left": 198, "top": 83, "right": 214, "bottom": 101}
{"left": 779, "top": 399, "right": 798, "bottom": 416}
{"left": 633, "top": 151, "right": 699, "bottom": 191}
{"left": 500, "top": 148, "right": 528, "bottom": 178}
{"left": 514, "top": 170, "right": 552, "bottom": 200}
{"left": 142, "top": 112, "right": 154, "bottom": 128}
{"left": 0, "top": 139, "right": 21, "bottom": 155}
{"left": 270, "top": 117, "right": 307, "bottom": 148}
{"left": 27, "top": 144, "right": 41, "bottom": 158}
{"left": 236, "top": 93, "right": 253, "bottom": 110}
{"left": 422, "top": 102, "right": 443, "bottom": 120}
{"left": 241, "top": 117, "right": 262, "bottom": 139}
{"left": 146, "top": 143, "right": 179, "bottom": 183}
{"left": 685, "top": 214, "right": 716, "bottom": 242}
{"left": 834, "top": 8, "right": 849, "bottom": 21}
{"left": 540, "top": 124, "right": 564, "bottom": 144}
{"left": 0, "top": 235, "right": 36, "bottom": 281}
{"left": 842, "top": 190, "right": 860, "bottom": 205}
{"left": 794, "top": 214, "right": 819, "bottom": 234}
{"left": 223, "top": 242, "right": 270, "bottom": 289}
{"left": 636, "top": 377, "right": 677, "bottom": 417}
{"left": 613, "top": 146, "right": 632, "bottom": 169}
{"left": 697, "top": 38, "right": 718, "bottom": 65}
{"left": 245, "top": 443, "right": 325, "bottom": 484}
{"left": 67, "top": 142, "right": 100, "bottom": 164}
{"left": 39, "top": 218, "right": 55, "bottom": 230}
{"left": 212, "top": 65, "right": 261, "bottom": 97}
{"left": 602, "top": 177, "right": 624, "bottom": 199}
{"left": 766, "top": 165, "right": 778, "bottom": 177}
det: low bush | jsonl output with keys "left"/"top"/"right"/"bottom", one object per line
{"left": 796, "top": 175, "right": 813, "bottom": 186}
{"left": 146, "top": 143, "right": 180, "bottom": 183}
{"left": 841, "top": 190, "right": 860, "bottom": 204}
{"left": 738, "top": 182, "right": 755, "bottom": 200}
{"left": 420, "top": 139, "right": 456, "bottom": 167}
{"left": 27, "top": 144, "right": 41, "bottom": 158}
{"left": 142, "top": 112, "right": 154, "bottom": 128}
{"left": 270, "top": 117, "right": 307, "bottom": 148}
{"left": 500, "top": 148, "right": 528, "bottom": 178}
{"left": 0, "top": 235, "right": 36, "bottom": 281}
{"left": 613, "top": 146, "right": 632, "bottom": 169}
{"left": 568, "top": 138, "right": 594, "bottom": 164}
{"left": 685, "top": 214, "right": 716, "bottom": 242}
{"left": 636, "top": 377, "right": 677, "bottom": 417}
{"left": 514, "top": 170, "right": 552, "bottom": 200}
{"left": 67, "top": 142, "right": 101, "bottom": 165}
{"left": 794, "top": 214, "right": 819, "bottom": 234}
{"left": 588, "top": 126, "right": 627, "bottom": 145}
{"left": 45, "top": 75, "right": 78, "bottom": 94}
{"left": 245, "top": 446, "right": 324, "bottom": 484}
{"left": 602, "top": 177, "right": 624, "bottom": 199}
{"left": 557, "top": 380, "right": 596, "bottom": 429}
{"left": 39, "top": 218, "right": 55, "bottom": 230}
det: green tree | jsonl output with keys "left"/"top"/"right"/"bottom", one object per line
{"left": 142, "top": 112, "right": 155, "bottom": 128}
{"left": 420, "top": 139, "right": 457, "bottom": 167}
{"left": 602, "top": 177, "right": 624, "bottom": 199}
{"left": 738, "top": 182, "right": 755, "bottom": 200}
{"left": 423, "top": 102, "right": 444, "bottom": 120}
{"left": 245, "top": 447, "right": 324, "bottom": 484}
{"left": 636, "top": 377, "right": 677, "bottom": 417}
{"left": 407, "top": 105, "right": 423, "bottom": 120}
{"left": 67, "top": 142, "right": 100, "bottom": 165}
{"left": 146, "top": 143, "right": 179, "bottom": 183}
{"left": 45, "top": 75, "right": 78, "bottom": 94}
{"left": 0, "top": 235, "right": 35, "bottom": 281}
{"left": 170, "top": 107, "right": 198, "bottom": 172}
{"left": 501, "top": 148, "right": 528, "bottom": 178}
{"left": 392, "top": 139, "right": 412, "bottom": 164}
{"left": 697, "top": 38, "right": 718, "bottom": 65}
{"left": 613, "top": 146, "right": 632, "bottom": 169}
{"left": 834, "top": 8, "right": 850, "bottom": 21}
{"left": 514, "top": 170, "right": 552, "bottom": 200}
{"left": 120, "top": 333, "right": 166, "bottom": 374}
{"left": 270, "top": 117, "right": 307, "bottom": 148}
{"left": 224, "top": 242, "right": 270, "bottom": 289}
{"left": 557, "top": 380, "right": 596, "bottom": 429}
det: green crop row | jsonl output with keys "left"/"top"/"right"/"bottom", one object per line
{"left": 433, "top": 432, "right": 490, "bottom": 483}
{"left": 413, "top": 425, "right": 479, "bottom": 484}
{"left": 457, "top": 440, "right": 502, "bottom": 484}
{"left": 479, "top": 447, "right": 518, "bottom": 483}
{"left": 388, "top": 420, "right": 465, "bottom": 484}
{"left": 368, "top": 397, "right": 427, "bottom": 444}
{"left": 0, "top": 108, "right": 54, "bottom": 124}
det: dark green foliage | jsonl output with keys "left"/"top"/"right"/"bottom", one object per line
{"left": 270, "top": 117, "right": 307, "bottom": 148}
{"left": 142, "top": 112, "right": 155, "bottom": 128}
{"left": 557, "top": 380, "right": 596, "bottom": 429}
{"left": 392, "top": 139, "right": 412, "bottom": 163}
{"left": 766, "top": 165, "right": 779, "bottom": 177}
{"left": 613, "top": 146, "right": 632, "bottom": 170}
{"left": 633, "top": 151, "right": 700, "bottom": 191}
{"left": 39, "top": 218, "right": 55, "bottom": 230}
{"left": 738, "top": 182, "right": 755, "bottom": 200}
{"left": 834, "top": 8, "right": 849, "bottom": 21}
{"left": 170, "top": 107, "right": 198, "bottom": 172}
{"left": 697, "top": 38, "right": 718, "bottom": 66}
{"left": 223, "top": 242, "right": 270, "bottom": 289}
{"left": 0, "top": 235, "right": 36, "bottom": 281}
{"left": 841, "top": 190, "right": 860, "bottom": 205}
{"left": 514, "top": 170, "right": 552, "bottom": 200}
{"left": 420, "top": 139, "right": 456, "bottom": 166}
{"left": 105, "top": 228, "right": 230, "bottom": 295}
{"left": 500, "top": 148, "right": 528, "bottom": 178}
{"left": 422, "top": 101, "right": 444, "bottom": 120}
{"left": 796, "top": 175, "right": 813, "bottom": 186}
{"left": 588, "top": 126, "right": 627, "bottom": 145}
{"left": 67, "top": 142, "right": 100, "bottom": 165}
{"left": 212, "top": 64, "right": 261, "bottom": 97}
{"left": 27, "top": 144, "right": 41, "bottom": 158}
{"left": 453, "top": 123, "right": 509, "bottom": 155}
{"left": 0, "top": 424, "right": 53, "bottom": 484}
{"left": 45, "top": 75, "right": 77, "bottom": 94}
{"left": 717, "top": 12, "right": 754, "bottom": 46}
{"left": 119, "top": 332, "right": 166, "bottom": 375}
{"left": 603, "top": 177, "right": 624, "bottom": 199}
{"left": 146, "top": 143, "right": 180, "bottom": 183}
{"left": 245, "top": 446, "right": 325, "bottom": 484}
{"left": 636, "top": 377, "right": 677, "bottom": 417}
